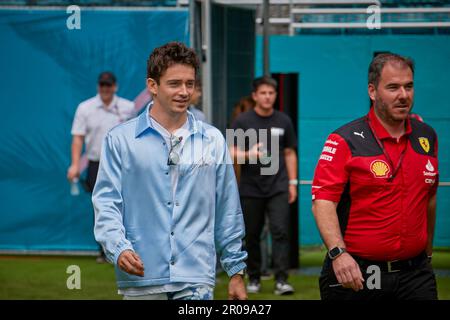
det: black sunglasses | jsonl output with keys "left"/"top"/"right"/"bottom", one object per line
{"left": 99, "top": 82, "right": 114, "bottom": 87}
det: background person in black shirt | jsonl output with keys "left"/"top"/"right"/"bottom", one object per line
{"left": 231, "top": 76, "right": 298, "bottom": 295}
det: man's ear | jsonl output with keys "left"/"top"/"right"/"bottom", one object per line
{"left": 368, "top": 83, "right": 376, "bottom": 104}
{"left": 147, "top": 78, "right": 158, "bottom": 96}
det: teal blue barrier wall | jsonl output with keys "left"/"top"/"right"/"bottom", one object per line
{"left": 0, "top": 8, "right": 188, "bottom": 251}
{"left": 256, "top": 35, "right": 450, "bottom": 247}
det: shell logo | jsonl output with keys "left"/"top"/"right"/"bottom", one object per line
{"left": 370, "top": 160, "right": 390, "bottom": 178}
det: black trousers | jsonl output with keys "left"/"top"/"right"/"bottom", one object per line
{"left": 319, "top": 253, "right": 438, "bottom": 300}
{"left": 86, "top": 161, "right": 100, "bottom": 192}
{"left": 86, "top": 161, "right": 104, "bottom": 256}
{"left": 241, "top": 192, "right": 290, "bottom": 282}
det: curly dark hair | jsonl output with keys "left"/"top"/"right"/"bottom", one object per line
{"left": 147, "top": 42, "right": 199, "bottom": 84}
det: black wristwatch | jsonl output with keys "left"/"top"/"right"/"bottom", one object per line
{"left": 328, "top": 247, "right": 347, "bottom": 260}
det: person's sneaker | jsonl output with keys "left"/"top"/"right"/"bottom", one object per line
{"left": 246, "top": 280, "right": 261, "bottom": 294}
{"left": 274, "top": 281, "right": 294, "bottom": 295}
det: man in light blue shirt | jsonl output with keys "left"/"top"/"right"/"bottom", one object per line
{"left": 93, "top": 42, "right": 247, "bottom": 300}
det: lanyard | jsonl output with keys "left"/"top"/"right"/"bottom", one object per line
{"left": 366, "top": 116, "right": 408, "bottom": 182}
{"left": 102, "top": 103, "right": 126, "bottom": 123}
{"left": 111, "top": 103, "right": 126, "bottom": 123}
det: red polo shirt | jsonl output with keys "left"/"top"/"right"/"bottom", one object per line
{"left": 312, "top": 108, "right": 439, "bottom": 261}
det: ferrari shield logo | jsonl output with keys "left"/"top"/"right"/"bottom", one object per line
{"left": 419, "top": 137, "right": 430, "bottom": 153}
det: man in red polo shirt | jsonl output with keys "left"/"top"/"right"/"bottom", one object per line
{"left": 312, "top": 53, "right": 439, "bottom": 300}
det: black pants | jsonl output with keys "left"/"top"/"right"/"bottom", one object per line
{"left": 319, "top": 253, "right": 438, "bottom": 300}
{"left": 86, "top": 161, "right": 100, "bottom": 192}
{"left": 241, "top": 192, "right": 290, "bottom": 282}
{"left": 86, "top": 161, "right": 104, "bottom": 256}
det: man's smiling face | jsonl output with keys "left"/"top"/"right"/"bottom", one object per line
{"left": 148, "top": 63, "right": 196, "bottom": 115}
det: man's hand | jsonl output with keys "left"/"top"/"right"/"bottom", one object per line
{"left": 332, "top": 252, "right": 364, "bottom": 291}
{"left": 67, "top": 164, "right": 80, "bottom": 181}
{"left": 288, "top": 185, "right": 297, "bottom": 204}
{"left": 117, "top": 250, "right": 145, "bottom": 277}
{"left": 228, "top": 274, "right": 247, "bottom": 300}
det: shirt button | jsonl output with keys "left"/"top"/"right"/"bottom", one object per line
{"left": 167, "top": 202, "right": 171, "bottom": 206}
{"left": 163, "top": 142, "right": 166, "bottom": 146}
{"left": 165, "top": 172, "right": 169, "bottom": 175}
{"left": 171, "top": 260, "right": 175, "bottom": 265}
{"left": 171, "top": 231, "right": 174, "bottom": 236}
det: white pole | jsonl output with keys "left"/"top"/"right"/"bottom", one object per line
{"left": 202, "top": 0, "right": 213, "bottom": 123}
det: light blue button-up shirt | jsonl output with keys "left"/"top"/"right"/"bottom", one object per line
{"left": 93, "top": 104, "right": 247, "bottom": 288}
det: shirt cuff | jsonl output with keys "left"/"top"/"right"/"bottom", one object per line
{"left": 71, "top": 130, "right": 86, "bottom": 136}
{"left": 112, "top": 241, "right": 134, "bottom": 265}
{"left": 225, "top": 262, "right": 247, "bottom": 278}
{"left": 312, "top": 192, "right": 341, "bottom": 203}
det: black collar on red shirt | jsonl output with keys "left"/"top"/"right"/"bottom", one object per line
{"left": 367, "top": 107, "right": 412, "bottom": 140}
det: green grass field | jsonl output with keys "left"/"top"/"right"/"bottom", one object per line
{"left": 1, "top": 248, "right": 449, "bottom": 300}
